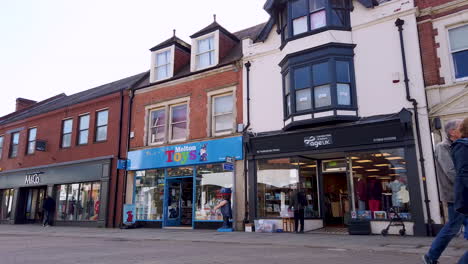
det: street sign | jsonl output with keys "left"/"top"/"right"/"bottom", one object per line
{"left": 117, "top": 159, "right": 127, "bottom": 170}
{"left": 223, "top": 163, "right": 234, "bottom": 171}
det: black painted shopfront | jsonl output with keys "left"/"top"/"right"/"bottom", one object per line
{"left": 0, "top": 157, "right": 111, "bottom": 227}
{"left": 245, "top": 109, "right": 426, "bottom": 236}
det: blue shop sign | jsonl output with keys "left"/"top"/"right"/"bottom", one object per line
{"left": 127, "top": 136, "right": 243, "bottom": 171}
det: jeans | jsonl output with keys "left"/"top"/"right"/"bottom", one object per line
{"left": 42, "top": 210, "right": 51, "bottom": 226}
{"left": 222, "top": 216, "right": 231, "bottom": 229}
{"left": 427, "top": 203, "right": 468, "bottom": 261}
{"left": 294, "top": 209, "right": 304, "bottom": 232}
{"left": 458, "top": 251, "right": 468, "bottom": 264}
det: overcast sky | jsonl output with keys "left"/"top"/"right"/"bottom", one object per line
{"left": 0, "top": 0, "right": 269, "bottom": 117}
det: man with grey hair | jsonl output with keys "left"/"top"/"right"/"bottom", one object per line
{"left": 423, "top": 119, "right": 468, "bottom": 264}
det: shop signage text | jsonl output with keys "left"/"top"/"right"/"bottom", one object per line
{"left": 304, "top": 134, "right": 333, "bottom": 148}
{"left": 127, "top": 136, "right": 243, "bottom": 171}
{"left": 25, "top": 172, "right": 43, "bottom": 185}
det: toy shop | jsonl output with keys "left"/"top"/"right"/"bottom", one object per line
{"left": 244, "top": 111, "right": 427, "bottom": 236}
{"left": 125, "top": 136, "right": 242, "bottom": 229}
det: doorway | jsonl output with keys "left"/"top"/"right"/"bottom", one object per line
{"left": 321, "top": 159, "right": 350, "bottom": 227}
{"left": 18, "top": 186, "right": 47, "bottom": 224}
{"left": 165, "top": 178, "right": 193, "bottom": 227}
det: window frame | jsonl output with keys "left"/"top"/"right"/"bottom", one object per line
{"left": 196, "top": 35, "right": 215, "bottom": 70}
{"left": 0, "top": 135, "right": 4, "bottom": 160}
{"left": 191, "top": 31, "right": 219, "bottom": 72}
{"left": 154, "top": 49, "right": 172, "bottom": 81}
{"left": 26, "top": 127, "right": 37, "bottom": 155}
{"left": 280, "top": 44, "right": 357, "bottom": 121}
{"left": 95, "top": 109, "right": 109, "bottom": 143}
{"left": 148, "top": 107, "right": 167, "bottom": 146}
{"left": 210, "top": 92, "right": 235, "bottom": 137}
{"left": 9, "top": 132, "right": 20, "bottom": 158}
{"left": 61, "top": 119, "right": 73, "bottom": 149}
{"left": 77, "top": 114, "right": 90, "bottom": 146}
{"left": 448, "top": 24, "right": 468, "bottom": 81}
{"left": 280, "top": 0, "right": 351, "bottom": 46}
{"left": 169, "top": 103, "right": 188, "bottom": 143}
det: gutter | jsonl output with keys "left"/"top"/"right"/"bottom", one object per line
{"left": 395, "top": 18, "right": 433, "bottom": 236}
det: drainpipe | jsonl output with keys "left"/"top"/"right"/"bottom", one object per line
{"left": 113, "top": 89, "right": 125, "bottom": 228}
{"left": 242, "top": 61, "right": 252, "bottom": 223}
{"left": 121, "top": 89, "right": 135, "bottom": 214}
{"left": 395, "top": 18, "right": 433, "bottom": 236}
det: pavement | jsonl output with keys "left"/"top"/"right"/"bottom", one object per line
{"left": 0, "top": 225, "right": 466, "bottom": 264}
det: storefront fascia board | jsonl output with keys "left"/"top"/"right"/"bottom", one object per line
{"left": 0, "top": 156, "right": 112, "bottom": 189}
{"left": 249, "top": 120, "right": 413, "bottom": 156}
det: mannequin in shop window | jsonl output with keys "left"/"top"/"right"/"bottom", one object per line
{"left": 386, "top": 176, "right": 407, "bottom": 211}
{"left": 368, "top": 179, "right": 382, "bottom": 212}
{"left": 356, "top": 175, "right": 367, "bottom": 211}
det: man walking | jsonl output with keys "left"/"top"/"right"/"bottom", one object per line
{"left": 290, "top": 187, "right": 307, "bottom": 233}
{"left": 42, "top": 195, "right": 55, "bottom": 227}
{"left": 423, "top": 120, "right": 468, "bottom": 264}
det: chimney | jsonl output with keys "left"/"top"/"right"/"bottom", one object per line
{"left": 16, "top": 98, "right": 37, "bottom": 112}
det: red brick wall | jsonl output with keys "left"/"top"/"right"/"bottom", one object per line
{"left": 174, "top": 47, "right": 190, "bottom": 74}
{"left": 0, "top": 91, "right": 130, "bottom": 227}
{"left": 130, "top": 67, "right": 243, "bottom": 149}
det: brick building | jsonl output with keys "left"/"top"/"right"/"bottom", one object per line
{"left": 0, "top": 73, "right": 146, "bottom": 227}
{"left": 124, "top": 21, "right": 263, "bottom": 230}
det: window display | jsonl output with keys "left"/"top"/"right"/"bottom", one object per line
{"left": 195, "top": 164, "right": 233, "bottom": 220}
{"left": 348, "top": 148, "right": 411, "bottom": 220}
{"left": 0, "top": 189, "right": 14, "bottom": 220}
{"left": 257, "top": 158, "right": 319, "bottom": 218}
{"left": 55, "top": 181, "right": 101, "bottom": 221}
{"left": 134, "top": 170, "right": 165, "bottom": 221}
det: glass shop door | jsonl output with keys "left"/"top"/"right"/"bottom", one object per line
{"left": 24, "top": 187, "right": 47, "bottom": 223}
{"left": 165, "top": 179, "right": 182, "bottom": 226}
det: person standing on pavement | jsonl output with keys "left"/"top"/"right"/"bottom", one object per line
{"left": 42, "top": 195, "right": 55, "bottom": 227}
{"left": 423, "top": 119, "right": 468, "bottom": 264}
{"left": 451, "top": 117, "right": 468, "bottom": 264}
{"left": 289, "top": 186, "right": 307, "bottom": 233}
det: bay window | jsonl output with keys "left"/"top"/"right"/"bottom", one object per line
{"left": 280, "top": 43, "right": 357, "bottom": 123}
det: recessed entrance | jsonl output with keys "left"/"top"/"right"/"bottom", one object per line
{"left": 323, "top": 171, "right": 349, "bottom": 227}
{"left": 17, "top": 186, "right": 47, "bottom": 224}
{"left": 165, "top": 178, "right": 193, "bottom": 227}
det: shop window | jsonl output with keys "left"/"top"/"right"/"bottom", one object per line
{"left": 280, "top": 0, "right": 351, "bottom": 43}
{"left": 155, "top": 50, "right": 172, "bottom": 81}
{"left": 257, "top": 158, "right": 319, "bottom": 218}
{"left": 61, "top": 119, "right": 73, "bottom": 148}
{"left": 195, "top": 164, "right": 233, "bottom": 221}
{"left": 348, "top": 148, "right": 411, "bottom": 221}
{"left": 78, "top": 114, "right": 90, "bottom": 145}
{"left": 170, "top": 104, "right": 187, "bottom": 141}
{"left": 95, "top": 110, "right": 108, "bottom": 142}
{"left": 449, "top": 24, "right": 468, "bottom": 80}
{"left": 196, "top": 36, "right": 215, "bottom": 70}
{"left": 134, "top": 170, "right": 165, "bottom": 221}
{"left": 281, "top": 44, "right": 357, "bottom": 122}
{"left": 211, "top": 93, "right": 234, "bottom": 135}
{"left": 9, "top": 132, "right": 20, "bottom": 158}
{"left": 26, "top": 128, "right": 37, "bottom": 155}
{"left": 0, "top": 189, "right": 14, "bottom": 220}
{"left": 55, "top": 181, "right": 101, "bottom": 221}
{"left": 0, "top": 135, "right": 4, "bottom": 160}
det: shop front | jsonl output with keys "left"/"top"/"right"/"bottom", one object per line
{"left": 0, "top": 157, "right": 110, "bottom": 227}
{"left": 126, "top": 136, "right": 243, "bottom": 229}
{"left": 246, "top": 110, "right": 426, "bottom": 236}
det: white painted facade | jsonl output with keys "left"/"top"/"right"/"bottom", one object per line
{"left": 241, "top": 0, "right": 441, "bottom": 229}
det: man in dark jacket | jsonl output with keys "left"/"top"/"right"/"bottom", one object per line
{"left": 289, "top": 187, "right": 307, "bottom": 233}
{"left": 423, "top": 120, "right": 468, "bottom": 264}
{"left": 42, "top": 196, "right": 55, "bottom": 227}
{"left": 451, "top": 118, "right": 468, "bottom": 264}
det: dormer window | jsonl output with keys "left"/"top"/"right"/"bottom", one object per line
{"left": 280, "top": 0, "right": 351, "bottom": 44}
{"left": 155, "top": 50, "right": 171, "bottom": 80}
{"left": 196, "top": 35, "right": 216, "bottom": 70}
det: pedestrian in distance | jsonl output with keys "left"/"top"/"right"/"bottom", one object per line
{"left": 289, "top": 186, "right": 307, "bottom": 233}
{"left": 42, "top": 195, "right": 55, "bottom": 227}
{"left": 423, "top": 119, "right": 468, "bottom": 264}
{"left": 451, "top": 117, "right": 468, "bottom": 264}
{"left": 214, "top": 188, "right": 232, "bottom": 230}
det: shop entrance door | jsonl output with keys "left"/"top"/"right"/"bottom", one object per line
{"left": 164, "top": 178, "right": 193, "bottom": 227}
{"left": 322, "top": 159, "right": 350, "bottom": 227}
{"left": 20, "top": 186, "right": 47, "bottom": 224}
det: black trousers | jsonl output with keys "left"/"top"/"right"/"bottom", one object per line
{"left": 222, "top": 216, "right": 231, "bottom": 229}
{"left": 294, "top": 209, "right": 304, "bottom": 232}
{"left": 43, "top": 210, "right": 51, "bottom": 226}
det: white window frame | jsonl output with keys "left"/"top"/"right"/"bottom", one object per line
{"left": 448, "top": 23, "right": 468, "bottom": 82}
{"left": 207, "top": 87, "right": 236, "bottom": 137}
{"left": 26, "top": 127, "right": 37, "bottom": 155}
{"left": 150, "top": 46, "right": 175, "bottom": 83}
{"left": 148, "top": 107, "right": 167, "bottom": 146}
{"left": 145, "top": 97, "right": 190, "bottom": 146}
{"left": 191, "top": 31, "right": 219, "bottom": 72}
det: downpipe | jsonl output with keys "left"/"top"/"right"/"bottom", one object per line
{"left": 243, "top": 61, "right": 252, "bottom": 224}
{"left": 395, "top": 18, "right": 433, "bottom": 236}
